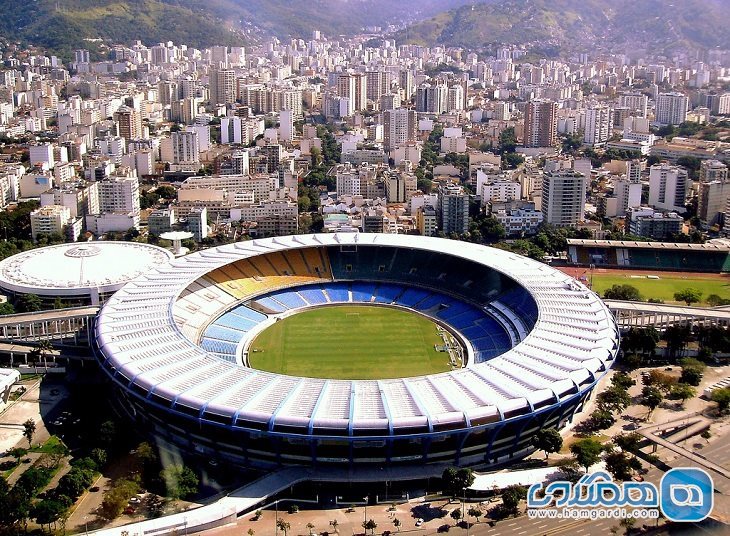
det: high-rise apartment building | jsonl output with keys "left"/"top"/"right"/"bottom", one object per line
{"left": 336, "top": 73, "right": 367, "bottom": 116}
{"left": 699, "top": 160, "right": 728, "bottom": 183}
{"left": 114, "top": 106, "right": 142, "bottom": 140}
{"left": 583, "top": 105, "right": 612, "bottom": 146}
{"left": 541, "top": 170, "right": 587, "bottom": 226}
{"left": 655, "top": 92, "right": 688, "bottom": 126}
{"left": 619, "top": 92, "right": 648, "bottom": 117}
{"left": 415, "top": 84, "right": 447, "bottom": 114}
{"left": 437, "top": 182, "right": 469, "bottom": 235}
{"left": 383, "top": 108, "right": 417, "bottom": 152}
{"left": 209, "top": 68, "right": 236, "bottom": 105}
{"left": 648, "top": 163, "right": 690, "bottom": 213}
{"left": 524, "top": 99, "right": 557, "bottom": 148}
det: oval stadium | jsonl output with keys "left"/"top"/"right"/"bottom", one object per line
{"left": 94, "top": 234, "right": 619, "bottom": 471}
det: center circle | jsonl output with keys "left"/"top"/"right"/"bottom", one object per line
{"left": 247, "top": 304, "right": 459, "bottom": 380}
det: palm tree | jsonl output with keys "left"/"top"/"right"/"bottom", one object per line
{"left": 306, "top": 522, "right": 315, "bottom": 536}
{"left": 329, "top": 519, "right": 339, "bottom": 534}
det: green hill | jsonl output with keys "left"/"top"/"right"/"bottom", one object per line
{"left": 0, "top": 0, "right": 475, "bottom": 60}
{"left": 395, "top": 0, "right": 730, "bottom": 56}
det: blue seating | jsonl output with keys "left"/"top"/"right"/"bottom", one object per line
{"left": 203, "top": 325, "right": 243, "bottom": 342}
{"left": 373, "top": 284, "right": 402, "bottom": 303}
{"left": 414, "top": 294, "right": 453, "bottom": 312}
{"left": 324, "top": 283, "right": 350, "bottom": 303}
{"left": 201, "top": 338, "right": 239, "bottom": 355}
{"left": 298, "top": 287, "right": 328, "bottom": 305}
{"left": 395, "top": 288, "right": 431, "bottom": 307}
{"left": 216, "top": 312, "right": 258, "bottom": 331}
{"left": 252, "top": 297, "right": 286, "bottom": 313}
{"left": 351, "top": 282, "right": 376, "bottom": 303}
{"left": 229, "top": 306, "right": 267, "bottom": 323}
{"left": 272, "top": 290, "right": 308, "bottom": 309}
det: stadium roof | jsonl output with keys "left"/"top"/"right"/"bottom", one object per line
{"left": 96, "top": 234, "right": 619, "bottom": 435}
{"left": 0, "top": 242, "right": 174, "bottom": 298}
{"left": 566, "top": 239, "right": 730, "bottom": 252}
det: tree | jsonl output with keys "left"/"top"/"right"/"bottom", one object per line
{"left": 530, "top": 428, "right": 563, "bottom": 459}
{"left": 160, "top": 464, "right": 198, "bottom": 500}
{"left": 22, "top": 419, "right": 36, "bottom": 448}
{"left": 680, "top": 357, "right": 706, "bottom": 386}
{"left": 611, "top": 372, "right": 636, "bottom": 391}
{"left": 100, "top": 477, "right": 141, "bottom": 520}
{"left": 450, "top": 508, "right": 462, "bottom": 524}
{"left": 570, "top": 438, "right": 604, "bottom": 472}
{"left": 711, "top": 387, "right": 730, "bottom": 413}
{"left": 674, "top": 288, "right": 702, "bottom": 306}
{"left": 362, "top": 519, "right": 377, "bottom": 535}
{"left": 586, "top": 409, "right": 615, "bottom": 431}
{"left": 441, "top": 467, "right": 475, "bottom": 499}
{"left": 604, "top": 450, "right": 641, "bottom": 481}
{"left": 670, "top": 383, "right": 696, "bottom": 408}
{"left": 32, "top": 498, "right": 66, "bottom": 530}
{"left": 500, "top": 485, "right": 527, "bottom": 516}
{"left": 707, "top": 294, "right": 730, "bottom": 307}
{"left": 8, "top": 447, "right": 27, "bottom": 465}
{"left": 392, "top": 517, "right": 401, "bottom": 531}
{"left": 248, "top": 529, "right": 255, "bottom": 536}
{"left": 641, "top": 386, "right": 664, "bottom": 418}
{"left": 329, "top": 519, "right": 339, "bottom": 533}
{"left": 306, "top": 522, "right": 315, "bottom": 535}
{"left": 603, "top": 284, "right": 641, "bottom": 301}
{"left": 99, "top": 420, "right": 117, "bottom": 448}
{"left": 614, "top": 432, "right": 642, "bottom": 454}
{"left": 91, "top": 448, "right": 107, "bottom": 468}
{"left": 277, "top": 518, "right": 291, "bottom": 536}
{"left": 467, "top": 506, "right": 482, "bottom": 523}
{"left": 0, "top": 301, "right": 15, "bottom": 315}
{"left": 596, "top": 386, "right": 631, "bottom": 413}
{"left": 16, "top": 293, "right": 43, "bottom": 313}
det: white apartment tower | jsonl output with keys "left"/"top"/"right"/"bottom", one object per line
{"left": 383, "top": 108, "right": 417, "bottom": 152}
{"left": 209, "top": 68, "right": 236, "bottom": 105}
{"left": 524, "top": 99, "right": 558, "bottom": 148}
{"left": 583, "top": 105, "right": 612, "bottom": 146}
{"left": 541, "top": 170, "right": 587, "bottom": 226}
{"left": 279, "top": 110, "right": 294, "bottom": 143}
{"left": 648, "top": 163, "right": 690, "bottom": 213}
{"left": 655, "top": 92, "right": 688, "bottom": 126}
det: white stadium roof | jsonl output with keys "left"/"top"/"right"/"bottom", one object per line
{"left": 96, "top": 234, "right": 619, "bottom": 434}
{"left": 0, "top": 242, "right": 174, "bottom": 298}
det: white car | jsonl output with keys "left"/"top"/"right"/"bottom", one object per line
{"left": 415, "top": 519, "right": 424, "bottom": 527}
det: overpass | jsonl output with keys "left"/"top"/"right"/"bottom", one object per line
{"left": 0, "top": 306, "right": 99, "bottom": 345}
{"left": 605, "top": 300, "right": 730, "bottom": 329}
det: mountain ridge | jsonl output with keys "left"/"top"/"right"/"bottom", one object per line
{"left": 393, "top": 0, "right": 730, "bottom": 56}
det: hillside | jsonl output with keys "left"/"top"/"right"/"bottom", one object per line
{"left": 0, "top": 0, "right": 474, "bottom": 60}
{"left": 395, "top": 0, "right": 730, "bottom": 56}
{"left": 0, "top": 0, "right": 249, "bottom": 60}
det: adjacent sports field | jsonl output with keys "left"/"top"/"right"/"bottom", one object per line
{"left": 562, "top": 269, "right": 730, "bottom": 305}
{"left": 248, "top": 305, "right": 451, "bottom": 380}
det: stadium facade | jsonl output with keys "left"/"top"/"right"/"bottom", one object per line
{"left": 95, "top": 234, "right": 619, "bottom": 471}
{"left": 0, "top": 242, "right": 174, "bottom": 306}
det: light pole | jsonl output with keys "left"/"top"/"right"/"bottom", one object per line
{"left": 275, "top": 499, "right": 279, "bottom": 536}
{"left": 463, "top": 487, "right": 468, "bottom": 536}
{"left": 363, "top": 495, "right": 368, "bottom": 531}
{"left": 84, "top": 515, "right": 88, "bottom": 535}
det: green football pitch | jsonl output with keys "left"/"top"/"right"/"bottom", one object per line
{"left": 247, "top": 305, "right": 452, "bottom": 380}
{"left": 589, "top": 274, "right": 730, "bottom": 305}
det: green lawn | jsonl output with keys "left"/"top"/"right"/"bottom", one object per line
{"left": 248, "top": 305, "right": 451, "bottom": 380}
{"left": 590, "top": 274, "right": 730, "bottom": 304}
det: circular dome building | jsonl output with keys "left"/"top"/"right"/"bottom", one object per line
{"left": 95, "top": 234, "right": 619, "bottom": 473}
{"left": 0, "top": 242, "right": 174, "bottom": 306}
